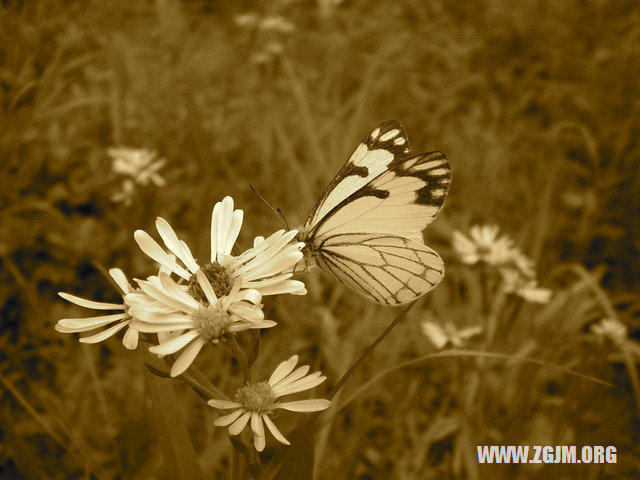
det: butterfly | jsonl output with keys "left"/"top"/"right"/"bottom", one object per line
{"left": 298, "top": 120, "right": 451, "bottom": 305}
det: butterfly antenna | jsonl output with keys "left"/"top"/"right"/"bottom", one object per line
{"left": 249, "top": 185, "right": 290, "bottom": 230}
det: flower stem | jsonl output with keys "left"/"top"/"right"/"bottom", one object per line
{"left": 330, "top": 301, "right": 417, "bottom": 398}
{"left": 231, "top": 447, "right": 240, "bottom": 480}
{"left": 228, "top": 337, "right": 251, "bottom": 383}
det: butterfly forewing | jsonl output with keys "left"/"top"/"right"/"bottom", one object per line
{"left": 309, "top": 151, "right": 450, "bottom": 243}
{"left": 314, "top": 233, "right": 445, "bottom": 305}
{"left": 305, "top": 120, "right": 411, "bottom": 232}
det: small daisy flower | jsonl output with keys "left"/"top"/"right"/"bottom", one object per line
{"left": 259, "top": 16, "right": 295, "bottom": 34}
{"left": 56, "top": 268, "right": 142, "bottom": 350}
{"left": 452, "top": 225, "right": 514, "bottom": 266}
{"left": 421, "top": 320, "right": 482, "bottom": 350}
{"left": 134, "top": 196, "right": 306, "bottom": 300}
{"left": 235, "top": 12, "right": 259, "bottom": 28}
{"left": 108, "top": 147, "right": 166, "bottom": 187}
{"left": 592, "top": 318, "right": 628, "bottom": 346}
{"left": 128, "top": 271, "right": 274, "bottom": 377}
{"left": 208, "top": 355, "right": 331, "bottom": 452}
{"left": 109, "top": 147, "right": 166, "bottom": 205}
{"left": 500, "top": 268, "right": 552, "bottom": 304}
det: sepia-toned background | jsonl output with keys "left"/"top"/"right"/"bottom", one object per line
{"left": 1, "top": 0, "right": 639, "bottom": 478}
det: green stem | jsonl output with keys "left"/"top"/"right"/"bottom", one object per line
{"left": 330, "top": 301, "right": 416, "bottom": 398}
{"left": 231, "top": 448, "right": 240, "bottom": 480}
{"left": 228, "top": 337, "right": 251, "bottom": 384}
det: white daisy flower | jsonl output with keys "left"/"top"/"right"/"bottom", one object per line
{"left": 127, "top": 271, "right": 274, "bottom": 377}
{"left": 500, "top": 268, "right": 552, "bottom": 304}
{"left": 421, "top": 320, "right": 482, "bottom": 350}
{"left": 109, "top": 147, "right": 166, "bottom": 205}
{"left": 134, "top": 196, "right": 306, "bottom": 302}
{"left": 208, "top": 355, "right": 331, "bottom": 452}
{"left": 452, "top": 225, "right": 514, "bottom": 266}
{"left": 259, "top": 16, "right": 295, "bottom": 34}
{"left": 56, "top": 268, "right": 142, "bottom": 350}
{"left": 234, "top": 12, "right": 259, "bottom": 28}
{"left": 592, "top": 318, "right": 628, "bottom": 346}
{"left": 108, "top": 147, "right": 166, "bottom": 187}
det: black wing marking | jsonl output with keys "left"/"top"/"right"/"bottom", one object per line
{"left": 305, "top": 120, "right": 411, "bottom": 230}
{"left": 308, "top": 151, "right": 451, "bottom": 243}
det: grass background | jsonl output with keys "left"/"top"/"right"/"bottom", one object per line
{"left": 1, "top": 0, "right": 639, "bottom": 478}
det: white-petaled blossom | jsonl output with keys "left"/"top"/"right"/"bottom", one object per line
{"left": 499, "top": 268, "right": 552, "bottom": 304}
{"left": 234, "top": 12, "right": 259, "bottom": 28}
{"left": 109, "top": 147, "right": 166, "bottom": 205}
{"left": 592, "top": 318, "right": 628, "bottom": 346}
{"left": 134, "top": 196, "right": 306, "bottom": 299}
{"left": 259, "top": 16, "right": 295, "bottom": 33}
{"left": 126, "top": 271, "right": 274, "bottom": 377}
{"left": 208, "top": 355, "right": 331, "bottom": 452}
{"left": 453, "top": 224, "right": 552, "bottom": 304}
{"left": 421, "top": 321, "right": 482, "bottom": 350}
{"left": 109, "top": 147, "right": 166, "bottom": 186}
{"left": 452, "top": 225, "right": 514, "bottom": 266}
{"left": 56, "top": 268, "right": 142, "bottom": 350}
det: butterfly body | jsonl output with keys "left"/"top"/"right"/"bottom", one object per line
{"left": 299, "top": 120, "right": 451, "bottom": 305}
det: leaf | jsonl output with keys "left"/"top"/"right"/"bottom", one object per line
{"left": 145, "top": 353, "right": 204, "bottom": 480}
{"left": 260, "top": 413, "right": 322, "bottom": 480}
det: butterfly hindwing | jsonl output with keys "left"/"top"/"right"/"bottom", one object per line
{"left": 313, "top": 233, "right": 445, "bottom": 305}
{"left": 305, "top": 120, "right": 411, "bottom": 231}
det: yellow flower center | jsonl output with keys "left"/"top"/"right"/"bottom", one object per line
{"left": 188, "top": 262, "right": 233, "bottom": 303}
{"left": 196, "top": 303, "right": 234, "bottom": 343}
{"left": 235, "top": 382, "right": 276, "bottom": 414}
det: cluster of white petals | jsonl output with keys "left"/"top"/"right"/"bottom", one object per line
{"left": 56, "top": 268, "right": 141, "bottom": 350}
{"left": 452, "top": 225, "right": 514, "bottom": 266}
{"left": 134, "top": 196, "right": 306, "bottom": 298}
{"left": 56, "top": 196, "right": 307, "bottom": 377}
{"left": 108, "top": 147, "right": 166, "bottom": 205}
{"left": 208, "top": 355, "right": 331, "bottom": 452}
{"left": 128, "top": 271, "right": 274, "bottom": 377}
{"left": 421, "top": 320, "right": 482, "bottom": 350}
{"left": 591, "top": 318, "right": 628, "bottom": 346}
{"left": 452, "top": 224, "right": 552, "bottom": 304}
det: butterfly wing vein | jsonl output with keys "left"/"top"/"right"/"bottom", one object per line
{"left": 315, "top": 234, "right": 445, "bottom": 305}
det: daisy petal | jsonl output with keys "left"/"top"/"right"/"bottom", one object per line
{"left": 109, "top": 268, "right": 130, "bottom": 293}
{"left": 215, "top": 409, "right": 245, "bottom": 428}
{"left": 122, "top": 326, "right": 139, "bottom": 350}
{"left": 149, "top": 329, "right": 201, "bottom": 355}
{"left": 224, "top": 210, "right": 244, "bottom": 255}
{"left": 216, "top": 197, "right": 234, "bottom": 260}
{"left": 58, "top": 292, "right": 123, "bottom": 310}
{"left": 229, "top": 411, "right": 252, "bottom": 435}
{"left": 210, "top": 201, "right": 223, "bottom": 262}
{"left": 276, "top": 399, "right": 332, "bottom": 412}
{"left": 170, "top": 337, "right": 206, "bottom": 376}
{"left": 57, "top": 313, "right": 128, "bottom": 331}
{"left": 79, "top": 321, "right": 130, "bottom": 343}
{"left": 262, "top": 414, "right": 290, "bottom": 445}
{"left": 251, "top": 413, "right": 266, "bottom": 452}
{"left": 134, "top": 230, "right": 191, "bottom": 279}
{"left": 208, "top": 399, "right": 241, "bottom": 410}
{"left": 268, "top": 355, "right": 299, "bottom": 386}
{"left": 155, "top": 217, "right": 199, "bottom": 273}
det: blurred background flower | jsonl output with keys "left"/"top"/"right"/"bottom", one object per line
{"left": 108, "top": 147, "right": 166, "bottom": 205}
